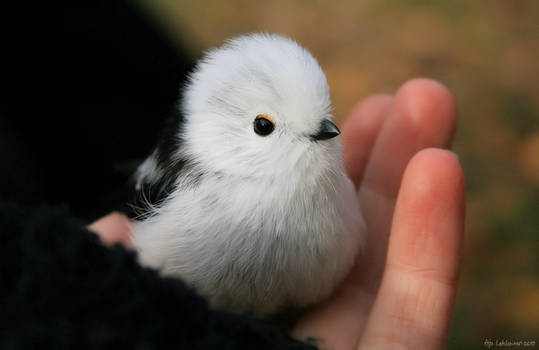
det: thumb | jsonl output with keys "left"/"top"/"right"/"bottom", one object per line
{"left": 358, "top": 149, "right": 464, "bottom": 349}
{"left": 87, "top": 212, "right": 133, "bottom": 247}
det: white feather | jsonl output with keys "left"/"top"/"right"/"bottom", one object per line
{"left": 131, "top": 33, "right": 365, "bottom": 316}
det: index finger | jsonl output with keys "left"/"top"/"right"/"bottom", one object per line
{"left": 341, "top": 94, "right": 393, "bottom": 187}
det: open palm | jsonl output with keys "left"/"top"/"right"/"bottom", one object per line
{"left": 292, "top": 78, "right": 464, "bottom": 350}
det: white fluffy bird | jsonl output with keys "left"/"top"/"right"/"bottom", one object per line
{"left": 128, "top": 33, "right": 365, "bottom": 316}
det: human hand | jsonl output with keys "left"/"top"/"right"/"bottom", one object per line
{"left": 89, "top": 78, "right": 464, "bottom": 350}
{"left": 87, "top": 212, "right": 132, "bottom": 247}
{"left": 291, "top": 78, "right": 464, "bottom": 349}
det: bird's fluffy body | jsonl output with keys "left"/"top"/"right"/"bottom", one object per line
{"left": 130, "top": 34, "right": 365, "bottom": 316}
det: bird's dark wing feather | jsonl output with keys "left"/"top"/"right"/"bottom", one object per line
{"left": 125, "top": 107, "right": 194, "bottom": 219}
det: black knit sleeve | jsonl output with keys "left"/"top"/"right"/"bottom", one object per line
{"left": 0, "top": 202, "right": 316, "bottom": 350}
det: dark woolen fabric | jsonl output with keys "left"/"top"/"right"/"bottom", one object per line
{"left": 0, "top": 202, "right": 315, "bottom": 349}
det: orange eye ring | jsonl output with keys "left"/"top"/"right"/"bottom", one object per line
{"left": 255, "top": 114, "right": 275, "bottom": 125}
{"left": 254, "top": 114, "right": 275, "bottom": 136}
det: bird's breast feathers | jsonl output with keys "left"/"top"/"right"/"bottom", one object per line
{"left": 131, "top": 162, "right": 363, "bottom": 314}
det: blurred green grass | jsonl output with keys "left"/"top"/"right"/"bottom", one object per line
{"left": 136, "top": 0, "right": 539, "bottom": 347}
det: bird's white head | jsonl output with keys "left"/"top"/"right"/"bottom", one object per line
{"left": 181, "top": 33, "right": 342, "bottom": 179}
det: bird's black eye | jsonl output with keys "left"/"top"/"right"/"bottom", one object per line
{"left": 254, "top": 115, "right": 275, "bottom": 136}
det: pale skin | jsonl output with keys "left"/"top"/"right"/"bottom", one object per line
{"left": 89, "top": 78, "right": 465, "bottom": 350}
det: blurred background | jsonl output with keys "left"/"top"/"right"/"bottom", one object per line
{"left": 134, "top": 1, "right": 538, "bottom": 347}
{"left": 2, "top": 0, "right": 537, "bottom": 348}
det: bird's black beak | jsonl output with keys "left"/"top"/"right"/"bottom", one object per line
{"left": 311, "top": 119, "right": 341, "bottom": 141}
